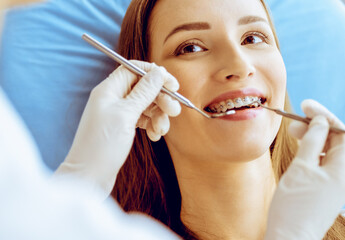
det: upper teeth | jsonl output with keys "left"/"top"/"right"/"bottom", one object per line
{"left": 208, "top": 96, "right": 261, "bottom": 113}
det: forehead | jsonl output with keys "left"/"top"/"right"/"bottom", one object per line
{"left": 150, "top": 0, "right": 268, "bottom": 37}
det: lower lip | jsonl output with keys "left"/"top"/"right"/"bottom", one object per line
{"left": 218, "top": 107, "right": 264, "bottom": 121}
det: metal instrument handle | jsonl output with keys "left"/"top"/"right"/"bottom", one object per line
{"left": 82, "top": 34, "right": 195, "bottom": 109}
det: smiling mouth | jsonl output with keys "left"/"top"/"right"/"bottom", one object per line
{"left": 204, "top": 96, "right": 267, "bottom": 114}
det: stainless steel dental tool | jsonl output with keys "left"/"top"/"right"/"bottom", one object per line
{"left": 255, "top": 100, "right": 345, "bottom": 134}
{"left": 82, "top": 34, "right": 235, "bottom": 119}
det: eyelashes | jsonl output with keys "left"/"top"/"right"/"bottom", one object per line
{"left": 173, "top": 40, "right": 206, "bottom": 56}
{"left": 173, "top": 30, "right": 271, "bottom": 56}
{"left": 241, "top": 31, "right": 269, "bottom": 45}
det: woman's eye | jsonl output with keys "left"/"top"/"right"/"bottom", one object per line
{"left": 174, "top": 42, "right": 206, "bottom": 56}
{"left": 241, "top": 33, "right": 267, "bottom": 45}
{"left": 182, "top": 44, "right": 203, "bottom": 53}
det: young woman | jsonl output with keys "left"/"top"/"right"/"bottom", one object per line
{"left": 56, "top": 0, "right": 345, "bottom": 239}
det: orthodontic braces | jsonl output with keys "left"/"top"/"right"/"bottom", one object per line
{"left": 206, "top": 96, "right": 264, "bottom": 113}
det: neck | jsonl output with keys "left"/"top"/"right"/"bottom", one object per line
{"left": 173, "top": 151, "right": 276, "bottom": 240}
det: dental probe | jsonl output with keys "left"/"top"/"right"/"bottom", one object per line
{"left": 82, "top": 33, "right": 235, "bottom": 119}
{"left": 255, "top": 101, "right": 345, "bottom": 134}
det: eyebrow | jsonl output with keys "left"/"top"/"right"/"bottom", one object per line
{"left": 238, "top": 15, "right": 268, "bottom": 25}
{"left": 164, "top": 22, "right": 211, "bottom": 43}
{"left": 163, "top": 15, "right": 268, "bottom": 44}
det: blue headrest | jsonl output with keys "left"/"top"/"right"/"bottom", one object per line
{"left": 0, "top": 0, "right": 131, "bottom": 169}
{"left": 1, "top": 0, "right": 345, "bottom": 169}
{"left": 267, "top": 0, "right": 345, "bottom": 117}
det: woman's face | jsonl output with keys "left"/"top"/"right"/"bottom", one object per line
{"left": 149, "top": 0, "right": 286, "bottom": 162}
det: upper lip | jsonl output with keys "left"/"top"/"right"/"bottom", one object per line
{"left": 204, "top": 87, "right": 266, "bottom": 108}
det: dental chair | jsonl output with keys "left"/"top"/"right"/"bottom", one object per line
{"left": 1, "top": 0, "right": 345, "bottom": 169}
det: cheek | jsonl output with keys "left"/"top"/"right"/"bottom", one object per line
{"left": 263, "top": 52, "right": 287, "bottom": 130}
{"left": 162, "top": 61, "right": 208, "bottom": 103}
{"left": 274, "top": 57, "right": 287, "bottom": 99}
{"left": 261, "top": 51, "right": 287, "bottom": 109}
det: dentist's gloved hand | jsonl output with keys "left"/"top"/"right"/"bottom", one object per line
{"left": 53, "top": 61, "right": 181, "bottom": 201}
{"left": 265, "top": 99, "right": 345, "bottom": 240}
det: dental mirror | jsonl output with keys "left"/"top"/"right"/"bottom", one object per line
{"left": 254, "top": 100, "right": 345, "bottom": 134}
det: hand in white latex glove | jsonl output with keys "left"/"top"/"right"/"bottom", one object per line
{"left": 265, "top": 99, "right": 345, "bottom": 240}
{"left": 53, "top": 61, "right": 181, "bottom": 201}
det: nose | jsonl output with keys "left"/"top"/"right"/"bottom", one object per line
{"left": 213, "top": 44, "right": 256, "bottom": 82}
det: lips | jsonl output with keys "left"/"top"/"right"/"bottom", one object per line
{"left": 203, "top": 88, "right": 267, "bottom": 113}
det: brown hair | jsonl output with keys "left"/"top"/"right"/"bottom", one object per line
{"left": 111, "top": 0, "right": 345, "bottom": 239}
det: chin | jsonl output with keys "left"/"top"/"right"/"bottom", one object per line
{"left": 205, "top": 122, "right": 278, "bottom": 162}
{"left": 214, "top": 138, "right": 273, "bottom": 163}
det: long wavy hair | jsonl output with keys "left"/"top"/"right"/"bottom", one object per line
{"left": 111, "top": 0, "right": 345, "bottom": 239}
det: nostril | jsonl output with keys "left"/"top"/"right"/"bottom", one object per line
{"left": 226, "top": 75, "right": 233, "bottom": 80}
